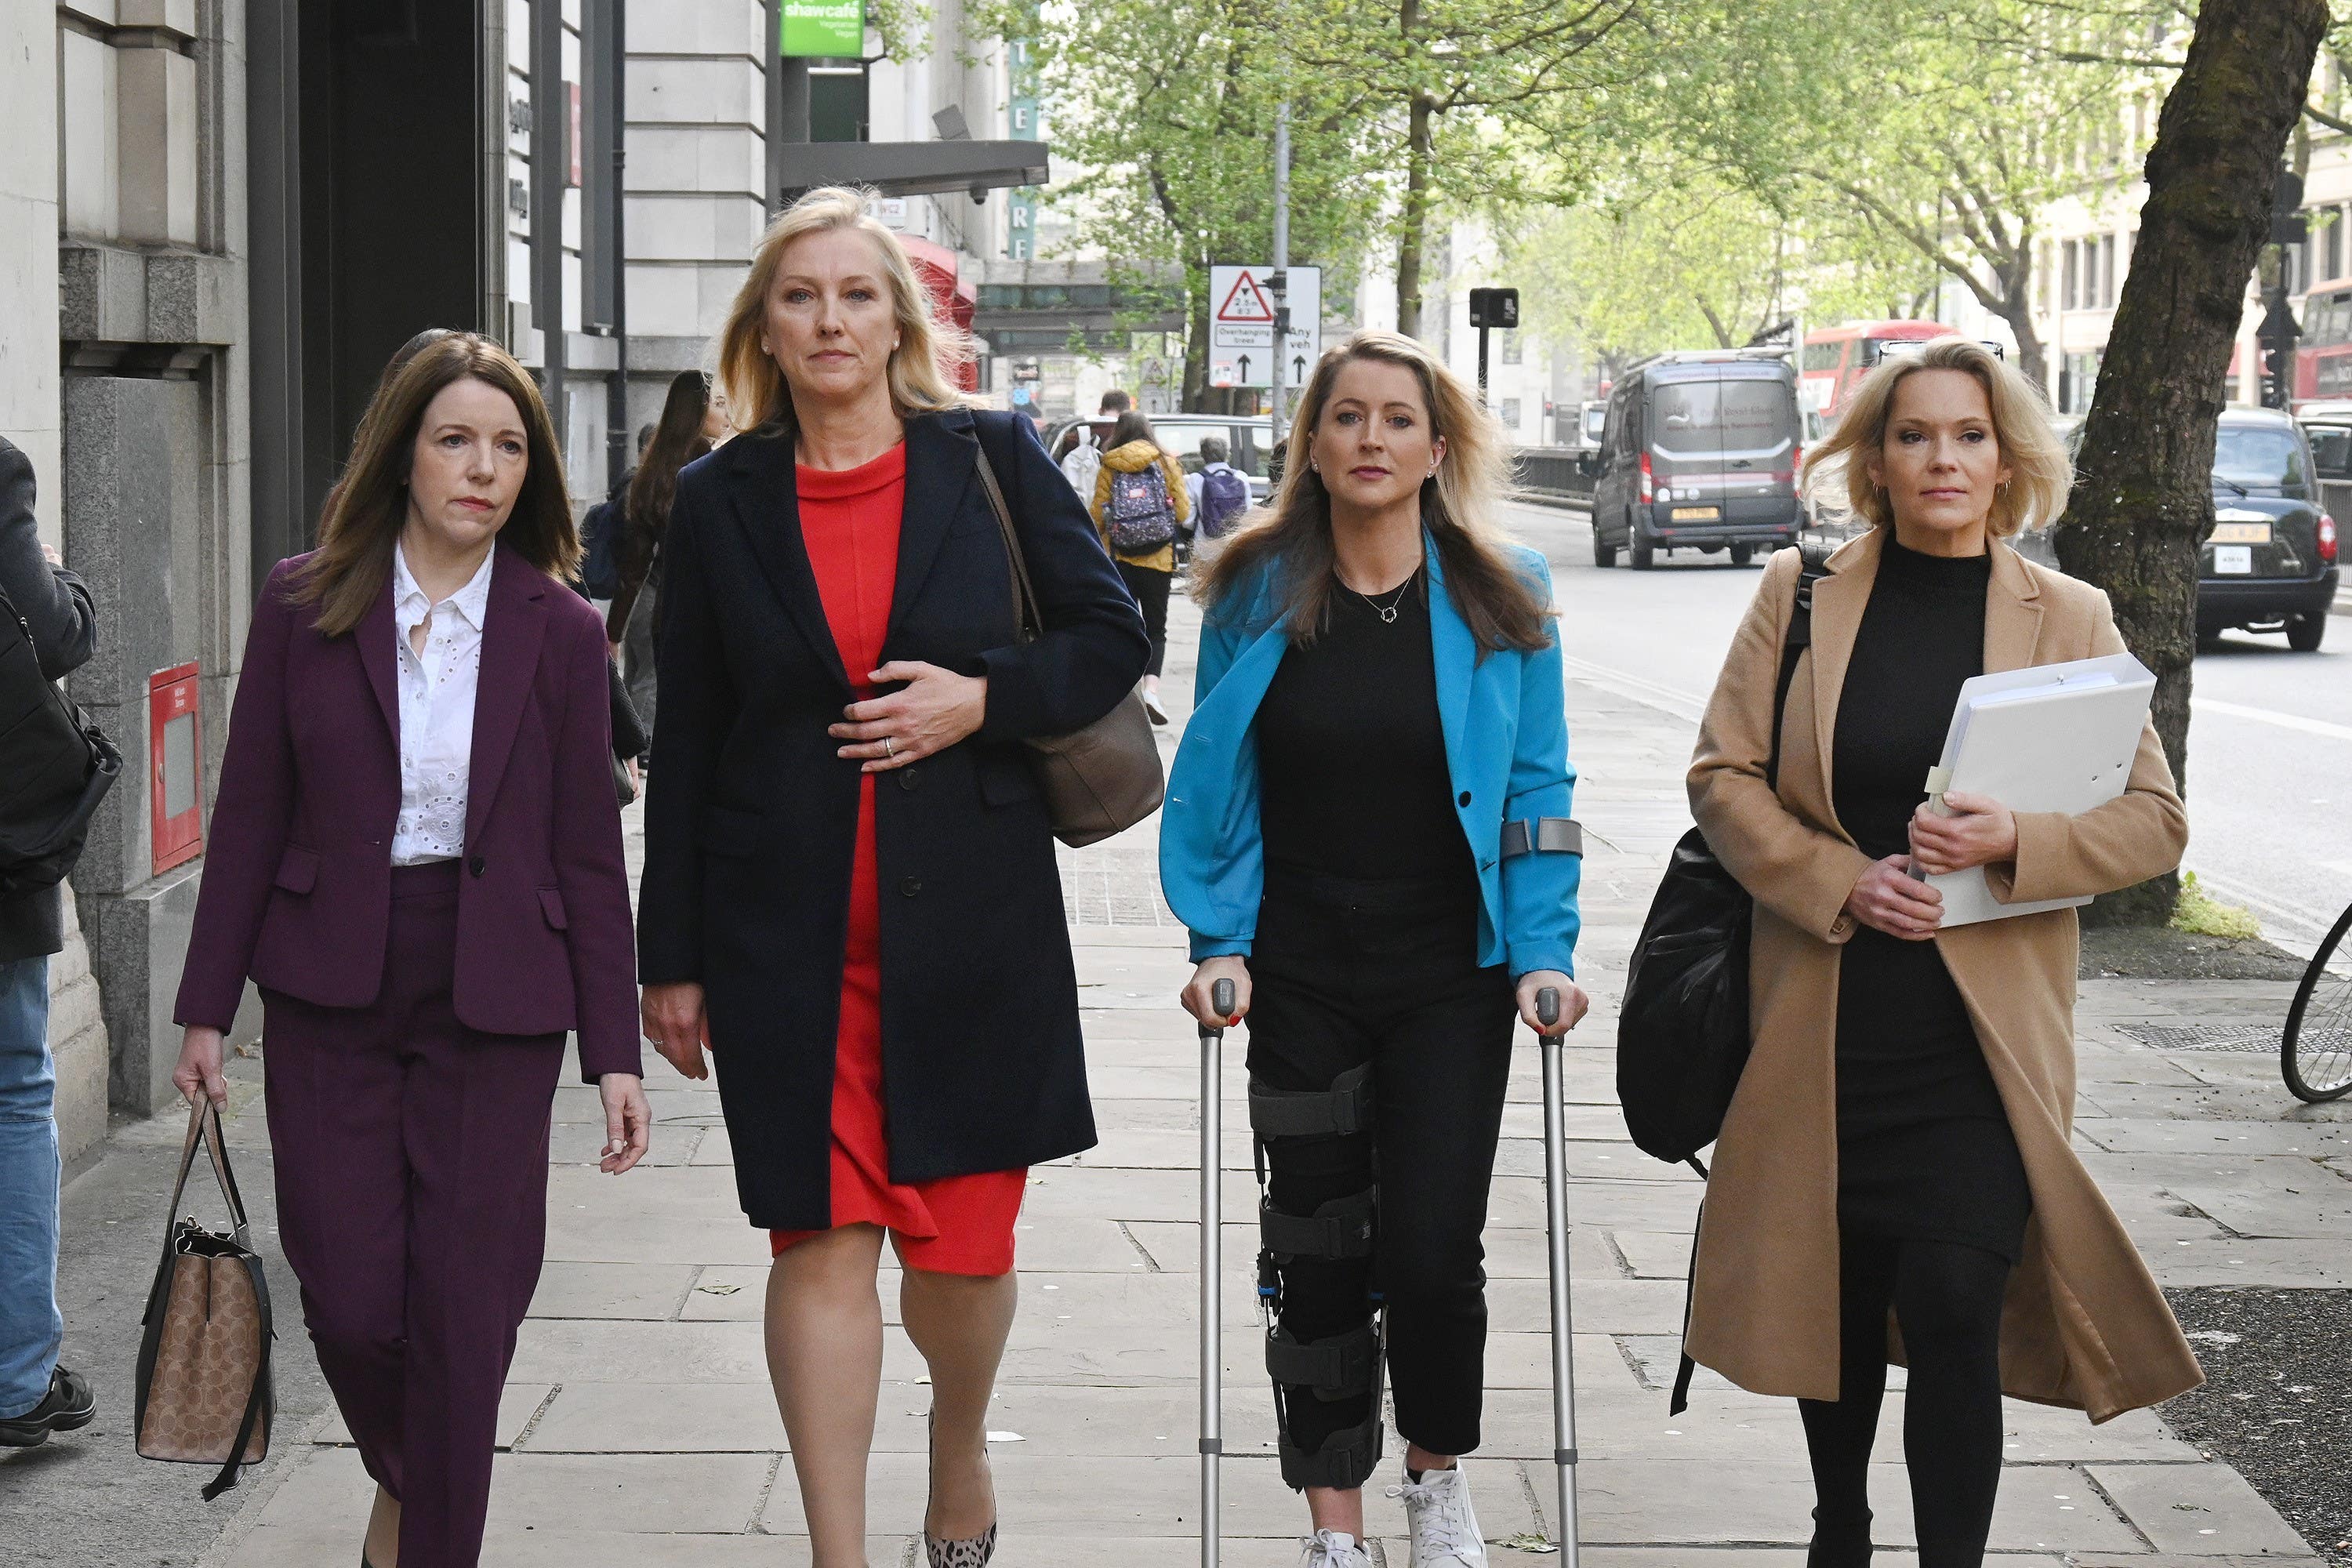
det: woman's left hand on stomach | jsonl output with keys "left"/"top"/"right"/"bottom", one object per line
{"left": 830, "top": 661, "right": 988, "bottom": 771}
{"left": 1909, "top": 790, "right": 2019, "bottom": 876}
{"left": 1515, "top": 971, "right": 1589, "bottom": 1036}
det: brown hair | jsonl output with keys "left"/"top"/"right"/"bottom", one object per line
{"left": 621, "top": 369, "right": 713, "bottom": 588}
{"left": 1108, "top": 410, "right": 1159, "bottom": 452}
{"left": 1196, "top": 330, "right": 1551, "bottom": 654}
{"left": 1805, "top": 336, "right": 2072, "bottom": 538}
{"left": 292, "top": 332, "right": 579, "bottom": 635}
{"left": 714, "top": 186, "right": 978, "bottom": 435}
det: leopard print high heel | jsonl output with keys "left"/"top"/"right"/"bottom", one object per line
{"left": 923, "top": 1408, "right": 997, "bottom": 1567}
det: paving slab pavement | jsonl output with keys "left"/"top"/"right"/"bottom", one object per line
{"left": 6, "top": 587, "right": 2343, "bottom": 1567}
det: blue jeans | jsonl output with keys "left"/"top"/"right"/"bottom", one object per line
{"left": 0, "top": 956, "right": 60, "bottom": 1418}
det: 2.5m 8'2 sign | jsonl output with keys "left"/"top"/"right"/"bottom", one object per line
{"left": 784, "top": 0, "right": 864, "bottom": 57}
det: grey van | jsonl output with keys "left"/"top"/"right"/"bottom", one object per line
{"left": 1590, "top": 351, "right": 1805, "bottom": 568}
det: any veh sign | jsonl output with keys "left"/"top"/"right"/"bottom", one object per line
{"left": 1208, "top": 264, "right": 1322, "bottom": 390}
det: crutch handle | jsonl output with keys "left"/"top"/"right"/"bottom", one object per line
{"left": 1537, "top": 985, "right": 1563, "bottom": 1035}
{"left": 1202, "top": 977, "right": 1236, "bottom": 1035}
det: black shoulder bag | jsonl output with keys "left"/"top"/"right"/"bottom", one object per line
{"left": 0, "top": 586, "right": 120, "bottom": 899}
{"left": 1616, "top": 549, "right": 1830, "bottom": 1173}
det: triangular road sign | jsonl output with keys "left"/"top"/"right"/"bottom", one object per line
{"left": 1216, "top": 270, "right": 1275, "bottom": 323}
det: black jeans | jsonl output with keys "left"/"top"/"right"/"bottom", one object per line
{"left": 1115, "top": 559, "right": 1171, "bottom": 678}
{"left": 1799, "top": 1234, "right": 2013, "bottom": 1567}
{"left": 1245, "top": 867, "right": 1515, "bottom": 1483}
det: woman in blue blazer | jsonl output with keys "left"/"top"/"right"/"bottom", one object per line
{"left": 1161, "top": 332, "right": 1587, "bottom": 1568}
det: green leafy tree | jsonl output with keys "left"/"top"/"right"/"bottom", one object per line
{"left": 993, "top": 0, "right": 1382, "bottom": 408}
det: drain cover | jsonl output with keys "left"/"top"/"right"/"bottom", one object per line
{"left": 2116, "top": 1023, "right": 2278, "bottom": 1053}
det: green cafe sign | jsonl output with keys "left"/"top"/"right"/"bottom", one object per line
{"left": 783, "top": 0, "right": 864, "bottom": 58}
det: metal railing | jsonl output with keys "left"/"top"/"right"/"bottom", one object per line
{"left": 1515, "top": 447, "right": 1597, "bottom": 506}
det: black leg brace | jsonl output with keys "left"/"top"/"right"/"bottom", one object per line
{"left": 1250, "top": 1062, "right": 1388, "bottom": 1491}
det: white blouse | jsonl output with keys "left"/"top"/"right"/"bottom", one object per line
{"left": 389, "top": 544, "right": 495, "bottom": 866}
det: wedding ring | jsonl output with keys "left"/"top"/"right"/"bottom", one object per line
{"left": 884, "top": 737, "right": 896, "bottom": 758}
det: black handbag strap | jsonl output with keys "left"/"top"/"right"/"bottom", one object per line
{"left": 199, "top": 1253, "right": 274, "bottom": 1501}
{"left": 1675, "top": 550, "right": 1828, "bottom": 1413}
{"left": 971, "top": 438, "right": 1044, "bottom": 648}
{"left": 1764, "top": 547, "right": 1832, "bottom": 792}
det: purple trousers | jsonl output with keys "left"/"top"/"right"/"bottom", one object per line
{"left": 262, "top": 860, "right": 564, "bottom": 1568}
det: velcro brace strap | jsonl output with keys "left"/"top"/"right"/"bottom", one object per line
{"left": 1276, "top": 1409, "right": 1386, "bottom": 1492}
{"left": 1250, "top": 1063, "right": 1375, "bottom": 1140}
{"left": 1500, "top": 817, "right": 1584, "bottom": 859}
{"left": 1265, "top": 1323, "right": 1380, "bottom": 1402}
{"left": 1259, "top": 1187, "right": 1377, "bottom": 1261}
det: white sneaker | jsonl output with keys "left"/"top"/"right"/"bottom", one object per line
{"left": 1392, "top": 1465, "right": 1488, "bottom": 1566}
{"left": 1299, "top": 1528, "right": 1372, "bottom": 1568}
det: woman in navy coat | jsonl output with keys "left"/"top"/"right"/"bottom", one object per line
{"left": 634, "top": 188, "right": 1146, "bottom": 1566}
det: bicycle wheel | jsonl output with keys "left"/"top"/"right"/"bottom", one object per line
{"left": 2282, "top": 899, "right": 2352, "bottom": 1103}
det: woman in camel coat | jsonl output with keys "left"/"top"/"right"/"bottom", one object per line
{"left": 1686, "top": 338, "right": 2199, "bottom": 1566}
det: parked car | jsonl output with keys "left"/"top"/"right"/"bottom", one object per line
{"left": 2017, "top": 408, "right": 2338, "bottom": 652}
{"left": 1043, "top": 413, "right": 1275, "bottom": 504}
{"left": 1589, "top": 350, "right": 1804, "bottom": 569}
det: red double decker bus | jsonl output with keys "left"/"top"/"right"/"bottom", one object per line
{"left": 1799, "top": 319, "right": 1951, "bottom": 417}
{"left": 2294, "top": 277, "right": 2352, "bottom": 404}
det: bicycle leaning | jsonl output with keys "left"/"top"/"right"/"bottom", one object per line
{"left": 2282, "top": 895, "right": 2352, "bottom": 1102}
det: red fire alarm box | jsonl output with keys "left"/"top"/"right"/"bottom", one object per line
{"left": 149, "top": 663, "right": 203, "bottom": 876}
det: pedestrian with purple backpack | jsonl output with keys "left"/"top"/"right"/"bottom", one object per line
{"left": 1089, "top": 411, "right": 1192, "bottom": 724}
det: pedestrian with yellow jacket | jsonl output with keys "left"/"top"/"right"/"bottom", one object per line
{"left": 1089, "top": 410, "right": 1189, "bottom": 724}
{"left": 1686, "top": 337, "right": 2199, "bottom": 1567}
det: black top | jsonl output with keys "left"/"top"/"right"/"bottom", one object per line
{"left": 1829, "top": 535, "right": 2029, "bottom": 1260}
{"left": 1258, "top": 566, "right": 1472, "bottom": 886}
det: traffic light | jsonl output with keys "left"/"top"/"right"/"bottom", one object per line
{"left": 1468, "top": 288, "right": 1519, "bottom": 329}
{"left": 2274, "top": 165, "right": 2308, "bottom": 248}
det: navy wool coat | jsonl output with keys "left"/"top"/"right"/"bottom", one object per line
{"left": 637, "top": 408, "right": 1150, "bottom": 1229}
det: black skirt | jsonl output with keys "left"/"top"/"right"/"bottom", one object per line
{"left": 1833, "top": 927, "right": 2031, "bottom": 1262}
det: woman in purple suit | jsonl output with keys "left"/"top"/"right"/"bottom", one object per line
{"left": 171, "top": 333, "right": 649, "bottom": 1568}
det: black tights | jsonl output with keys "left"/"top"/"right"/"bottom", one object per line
{"left": 1799, "top": 1235, "right": 2012, "bottom": 1568}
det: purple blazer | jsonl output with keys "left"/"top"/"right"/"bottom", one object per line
{"left": 174, "top": 544, "right": 641, "bottom": 1080}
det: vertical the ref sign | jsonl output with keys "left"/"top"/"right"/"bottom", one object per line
{"left": 148, "top": 663, "right": 203, "bottom": 876}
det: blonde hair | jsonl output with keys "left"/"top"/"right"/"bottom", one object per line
{"left": 1806, "top": 336, "right": 2071, "bottom": 538}
{"left": 715, "top": 186, "right": 979, "bottom": 432}
{"left": 1198, "top": 329, "right": 1550, "bottom": 654}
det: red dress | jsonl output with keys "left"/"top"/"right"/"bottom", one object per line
{"left": 768, "top": 444, "right": 1029, "bottom": 1275}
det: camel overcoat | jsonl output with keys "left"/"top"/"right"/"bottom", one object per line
{"left": 1683, "top": 530, "right": 2203, "bottom": 1422}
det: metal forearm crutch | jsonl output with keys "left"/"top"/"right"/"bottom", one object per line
{"left": 1199, "top": 975, "right": 1236, "bottom": 1568}
{"left": 1536, "top": 986, "right": 1583, "bottom": 1566}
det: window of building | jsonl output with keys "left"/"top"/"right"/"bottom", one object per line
{"left": 2063, "top": 240, "right": 2079, "bottom": 312}
{"left": 1500, "top": 397, "right": 1523, "bottom": 427}
{"left": 2038, "top": 241, "right": 2054, "bottom": 315}
{"left": 2099, "top": 235, "right": 2115, "bottom": 307}
{"left": 2326, "top": 209, "right": 2345, "bottom": 286}
{"left": 1500, "top": 329, "right": 1522, "bottom": 365}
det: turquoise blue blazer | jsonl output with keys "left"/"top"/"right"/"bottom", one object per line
{"left": 1159, "top": 535, "right": 1581, "bottom": 978}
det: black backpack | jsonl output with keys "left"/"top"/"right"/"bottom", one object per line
{"left": 579, "top": 473, "right": 632, "bottom": 601}
{"left": 0, "top": 587, "right": 121, "bottom": 899}
{"left": 1617, "top": 549, "right": 1829, "bottom": 1173}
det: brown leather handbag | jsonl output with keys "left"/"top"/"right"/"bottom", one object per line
{"left": 972, "top": 443, "right": 1164, "bottom": 848}
{"left": 135, "top": 1099, "right": 274, "bottom": 1499}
